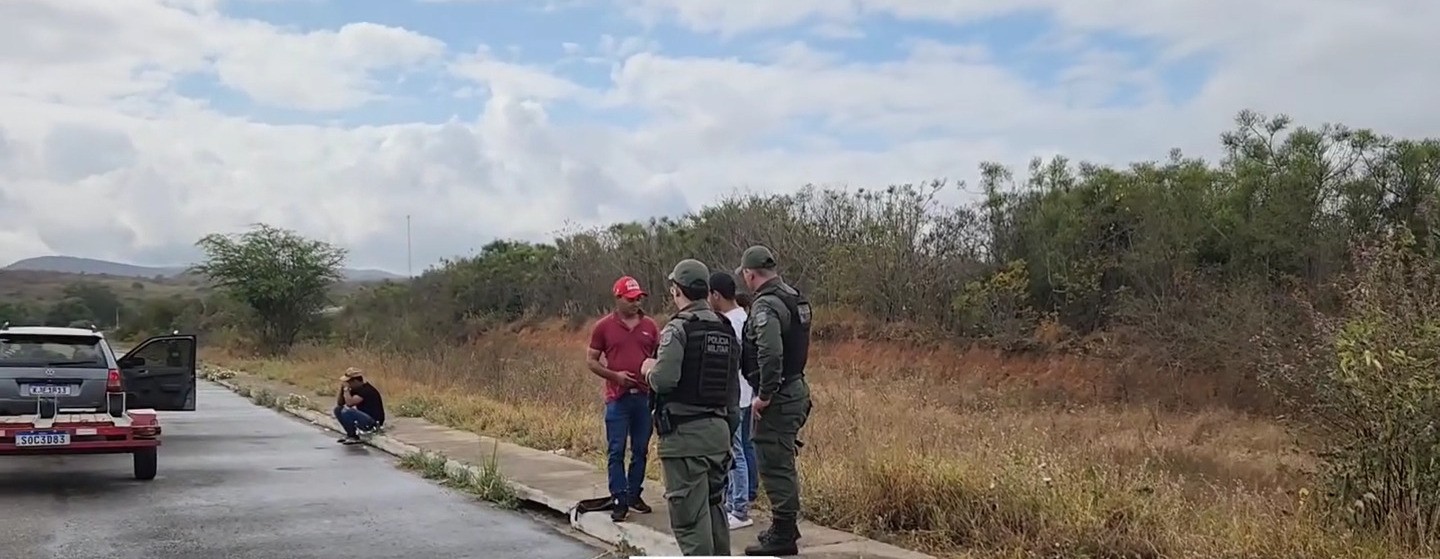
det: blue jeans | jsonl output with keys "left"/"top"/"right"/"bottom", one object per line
{"left": 727, "top": 406, "right": 758, "bottom": 517}
{"left": 605, "top": 392, "right": 652, "bottom": 504}
{"left": 334, "top": 406, "right": 377, "bottom": 437}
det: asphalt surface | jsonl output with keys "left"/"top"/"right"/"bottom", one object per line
{"left": 0, "top": 382, "right": 603, "bottom": 559}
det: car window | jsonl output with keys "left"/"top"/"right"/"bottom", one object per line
{"left": 127, "top": 338, "right": 192, "bottom": 368}
{"left": 0, "top": 335, "right": 106, "bottom": 367}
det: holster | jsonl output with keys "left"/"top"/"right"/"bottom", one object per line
{"left": 654, "top": 407, "right": 676, "bottom": 436}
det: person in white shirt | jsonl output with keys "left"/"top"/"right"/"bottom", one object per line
{"left": 707, "top": 270, "right": 757, "bottom": 529}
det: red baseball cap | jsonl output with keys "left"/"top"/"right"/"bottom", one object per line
{"left": 613, "top": 276, "right": 646, "bottom": 300}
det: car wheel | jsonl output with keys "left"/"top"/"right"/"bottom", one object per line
{"left": 133, "top": 448, "right": 157, "bottom": 481}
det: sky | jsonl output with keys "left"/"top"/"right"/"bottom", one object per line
{"left": 1, "top": 0, "right": 1437, "bottom": 275}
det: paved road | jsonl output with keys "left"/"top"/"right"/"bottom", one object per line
{"left": 0, "top": 382, "right": 602, "bottom": 559}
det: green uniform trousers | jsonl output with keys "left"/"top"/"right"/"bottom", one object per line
{"left": 660, "top": 418, "right": 732, "bottom": 556}
{"left": 753, "top": 382, "right": 811, "bottom": 522}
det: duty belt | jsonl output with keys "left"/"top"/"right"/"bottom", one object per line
{"left": 671, "top": 411, "right": 726, "bottom": 428}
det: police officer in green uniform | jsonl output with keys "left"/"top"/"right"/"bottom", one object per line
{"left": 735, "top": 245, "right": 812, "bottom": 557}
{"left": 644, "top": 259, "right": 741, "bottom": 556}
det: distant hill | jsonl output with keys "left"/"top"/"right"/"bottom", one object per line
{"left": 5, "top": 256, "right": 187, "bottom": 278}
{"left": 5, "top": 256, "right": 403, "bottom": 282}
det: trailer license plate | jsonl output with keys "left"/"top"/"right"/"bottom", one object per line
{"left": 16, "top": 431, "right": 70, "bottom": 447}
{"left": 25, "top": 384, "right": 74, "bottom": 397}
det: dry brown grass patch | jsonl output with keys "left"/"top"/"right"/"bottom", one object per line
{"left": 204, "top": 328, "right": 1408, "bottom": 558}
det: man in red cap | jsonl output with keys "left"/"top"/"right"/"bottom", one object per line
{"left": 586, "top": 275, "right": 660, "bottom": 522}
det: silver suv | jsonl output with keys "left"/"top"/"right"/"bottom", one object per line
{"left": 0, "top": 325, "right": 197, "bottom": 418}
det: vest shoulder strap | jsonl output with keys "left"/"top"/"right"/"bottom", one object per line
{"left": 755, "top": 294, "right": 788, "bottom": 324}
{"left": 680, "top": 310, "right": 727, "bottom": 324}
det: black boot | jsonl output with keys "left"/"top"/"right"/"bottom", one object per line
{"left": 755, "top": 523, "right": 802, "bottom": 544}
{"left": 745, "top": 518, "right": 799, "bottom": 556}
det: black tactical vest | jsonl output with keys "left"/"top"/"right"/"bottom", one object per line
{"left": 741, "top": 284, "right": 812, "bottom": 386}
{"left": 740, "top": 324, "right": 758, "bottom": 387}
{"left": 672, "top": 312, "right": 738, "bottom": 409}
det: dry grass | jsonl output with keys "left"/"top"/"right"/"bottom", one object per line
{"left": 205, "top": 322, "right": 1414, "bottom": 559}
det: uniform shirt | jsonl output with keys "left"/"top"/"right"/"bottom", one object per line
{"left": 646, "top": 300, "right": 738, "bottom": 458}
{"left": 723, "top": 306, "right": 753, "bottom": 407}
{"left": 589, "top": 311, "right": 659, "bottom": 402}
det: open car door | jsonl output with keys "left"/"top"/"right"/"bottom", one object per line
{"left": 117, "top": 334, "right": 197, "bottom": 411}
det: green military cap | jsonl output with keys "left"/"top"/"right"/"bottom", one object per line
{"left": 740, "top": 245, "right": 777, "bottom": 270}
{"left": 668, "top": 259, "right": 710, "bottom": 290}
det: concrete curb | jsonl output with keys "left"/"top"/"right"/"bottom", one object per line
{"left": 209, "top": 377, "right": 684, "bottom": 556}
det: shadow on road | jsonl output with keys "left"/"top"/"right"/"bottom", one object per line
{"left": 0, "top": 466, "right": 145, "bottom": 496}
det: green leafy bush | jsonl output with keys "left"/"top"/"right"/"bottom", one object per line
{"left": 1262, "top": 232, "right": 1440, "bottom": 547}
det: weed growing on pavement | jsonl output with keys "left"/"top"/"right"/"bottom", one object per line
{"left": 400, "top": 451, "right": 449, "bottom": 479}
{"left": 607, "top": 540, "right": 644, "bottom": 558}
{"left": 246, "top": 388, "right": 281, "bottom": 410}
{"left": 398, "top": 448, "right": 518, "bottom": 509}
{"left": 198, "top": 365, "right": 236, "bottom": 381}
{"left": 284, "top": 393, "right": 314, "bottom": 411}
{"left": 469, "top": 439, "right": 518, "bottom": 507}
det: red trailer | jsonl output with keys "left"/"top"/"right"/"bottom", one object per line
{"left": 0, "top": 409, "right": 164, "bottom": 479}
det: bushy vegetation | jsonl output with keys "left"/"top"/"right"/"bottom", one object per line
{"left": 0, "top": 281, "right": 128, "bottom": 328}
{"left": 0, "top": 280, "right": 244, "bottom": 341}
{"left": 305, "top": 110, "right": 1440, "bottom": 553}
{"left": 338, "top": 110, "right": 1440, "bottom": 371}
{"left": 1258, "top": 231, "right": 1440, "bottom": 548}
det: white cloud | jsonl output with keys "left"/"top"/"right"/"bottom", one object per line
{"left": 210, "top": 21, "right": 447, "bottom": 111}
{"left": 0, "top": 2, "right": 444, "bottom": 111}
{"left": 449, "top": 46, "right": 587, "bottom": 101}
{"left": 0, "top": 0, "right": 1436, "bottom": 273}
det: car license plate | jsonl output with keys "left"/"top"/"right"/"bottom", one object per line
{"left": 16, "top": 430, "right": 70, "bottom": 447}
{"left": 24, "top": 384, "right": 74, "bottom": 397}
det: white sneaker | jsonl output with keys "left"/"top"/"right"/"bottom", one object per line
{"left": 727, "top": 513, "right": 753, "bottom": 530}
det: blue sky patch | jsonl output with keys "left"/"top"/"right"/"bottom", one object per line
{"left": 190, "top": 0, "right": 1215, "bottom": 125}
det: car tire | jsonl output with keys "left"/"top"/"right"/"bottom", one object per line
{"left": 133, "top": 448, "right": 157, "bottom": 481}
{"left": 37, "top": 400, "right": 57, "bottom": 419}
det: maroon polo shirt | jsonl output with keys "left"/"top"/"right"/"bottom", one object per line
{"left": 589, "top": 311, "right": 659, "bottom": 402}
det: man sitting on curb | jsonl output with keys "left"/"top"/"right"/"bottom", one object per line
{"left": 334, "top": 367, "right": 386, "bottom": 445}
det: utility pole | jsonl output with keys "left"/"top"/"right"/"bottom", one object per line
{"left": 406, "top": 214, "right": 413, "bottom": 278}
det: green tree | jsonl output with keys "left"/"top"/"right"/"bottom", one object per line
{"left": 192, "top": 223, "right": 347, "bottom": 354}
{"left": 0, "top": 302, "right": 40, "bottom": 326}
{"left": 61, "top": 282, "right": 122, "bottom": 327}
{"left": 44, "top": 297, "right": 94, "bottom": 327}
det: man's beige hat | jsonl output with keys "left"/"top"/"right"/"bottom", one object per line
{"left": 339, "top": 367, "right": 364, "bottom": 381}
